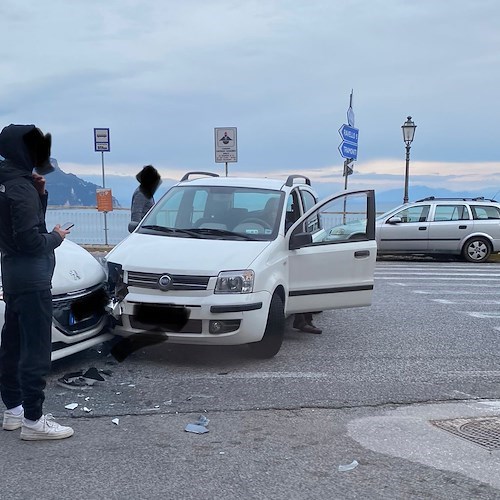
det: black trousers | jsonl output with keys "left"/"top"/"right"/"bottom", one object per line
{"left": 0, "top": 290, "right": 52, "bottom": 421}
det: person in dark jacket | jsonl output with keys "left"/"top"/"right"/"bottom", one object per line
{"left": 0, "top": 124, "right": 74, "bottom": 440}
{"left": 130, "top": 165, "right": 161, "bottom": 222}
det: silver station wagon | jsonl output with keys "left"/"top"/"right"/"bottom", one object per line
{"left": 327, "top": 197, "right": 500, "bottom": 263}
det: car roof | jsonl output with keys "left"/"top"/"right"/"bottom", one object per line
{"left": 176, "top": 174, "right": 308, "bottom": 191}
{"left": 413, "top": 196, "right": 499, "bottom": 205}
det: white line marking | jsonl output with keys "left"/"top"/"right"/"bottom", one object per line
{"left": 432, "top": 299, "right": 500, "bottom": 304}
{"left": 375, "top": 272, "right": 500, "bottom": 276}
{"left": 375, "top": 276, "right": 498, "bottom": 282}
{"left": 414, "top": 290, "right": 500, "bottom": 295}
{"left": 467, "top": 312, "right": 500, "bottom": 318}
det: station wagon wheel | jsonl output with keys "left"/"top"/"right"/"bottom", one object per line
{"left": 462, "top": 237, "right": 491, "bottom": 263}
{"left": 248, "top": 293, "right": 285, "bottom": 358}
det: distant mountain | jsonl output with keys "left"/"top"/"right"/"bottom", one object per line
{"left": 45, "top": 166, "right": 121, "bottom": 207}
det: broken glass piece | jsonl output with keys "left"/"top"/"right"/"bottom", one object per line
{"left": 112, "top": 418, "right": 120, "bottom": 425}
{"left": 185, "top": 424, "right": 209, "bottom": 434}
{"left": 196, "top": 415, "right": 210, "bottom": 426}
{"left": 65, "top": 403, "right": 78, "bottom": 410}
{"left": 338, "top": 460, "right": 359, "bottom": 472}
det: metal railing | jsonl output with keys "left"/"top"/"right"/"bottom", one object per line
{"left": 46, "top": 207, "right": 131, "bottom": 245}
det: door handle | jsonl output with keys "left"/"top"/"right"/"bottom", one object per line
{"left": 354, "top": 250, "right": 370, "bottom": 258}
{"left": 418, "top": 226, "right": 427, "bottom": 231}
{"left": 459, "top": 225, "right": 467, "bottom": 229}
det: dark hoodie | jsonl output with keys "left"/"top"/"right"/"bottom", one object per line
{"left": 130, "top": 165, "right": 161, "bottom": 222}
{"left": 0, "top": 124, "right": 63, "bottom": 294}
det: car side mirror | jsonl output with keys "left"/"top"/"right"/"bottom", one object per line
{"left": 387, "top": 216, "right": 402, "bottom": 224}
{"left": 289, "top": 232, "right": 313, "bottom": 250}
{"left": 128, "top": 221, "right": 139, "bottom": 233}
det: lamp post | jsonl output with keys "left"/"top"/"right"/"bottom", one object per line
{"left": 401, "top": 116, "right": 416, "bottom": 204}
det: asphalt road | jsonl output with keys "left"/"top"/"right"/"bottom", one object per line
{"left": 3, "top": 259, "right": 500, "bottom": 499}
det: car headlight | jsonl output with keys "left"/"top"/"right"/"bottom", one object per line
{"left": 215, "top": 270, "right": 254, "bottom": 294}
{"left": 330, "top": 227, "right": 346, "bottom": 235}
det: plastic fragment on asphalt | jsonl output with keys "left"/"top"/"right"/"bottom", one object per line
{"left": 83, "top": 407, "right": 92, "bottom": 412}
{"left": 195, "top": 415, "right": 210, "bottom": 427}
{"left": 65, "top": 403, "right": 78, "bottom": 410}
{"left": 83, "top": 367, "right": 105, "bottom": 381}
{"left": 185, "top": 424, "right": 209, "bottom": 434}
{"left": 338, "top": 460, "right": 359, "bottom": 472}
{"left": 112, "top": 418, "right": 120, "bottom": 425}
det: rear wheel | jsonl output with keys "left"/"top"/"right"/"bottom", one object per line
{"left": 462, "top": 237, "right": 491, "bottom": 263}
{"left": 248, "top": 293, "right": 285, "bottom": 358}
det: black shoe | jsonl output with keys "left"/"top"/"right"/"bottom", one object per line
{"left": 299, "top": 324, "right": 322, "bottom": 334}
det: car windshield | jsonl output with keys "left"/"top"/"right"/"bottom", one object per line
{"left": 138, "top": 185, "right": 285, "bottom": 241}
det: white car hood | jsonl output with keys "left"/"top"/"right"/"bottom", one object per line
{"left": 107, "top": 233, "right": 271, "bottom": 275}
{"left": 52, "top": 239, "right": 106, "bottom": 294}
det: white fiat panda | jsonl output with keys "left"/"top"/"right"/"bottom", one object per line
{"left": 105, "top": 172, "right": 377, "bottom": 358}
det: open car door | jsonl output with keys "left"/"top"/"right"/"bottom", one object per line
{"left": 285, "top": 189, "right": 376, "bottom": 314}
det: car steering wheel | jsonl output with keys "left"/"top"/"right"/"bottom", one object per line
{"left": 238, "top": 218, "right": 273, "bottom": 230}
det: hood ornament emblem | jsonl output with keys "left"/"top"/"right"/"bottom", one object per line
{"left": 69, "top": 269, "right": 81, "bottom": 280}
{"left": 158, "top": 274, "right": 172, "bottom": 291}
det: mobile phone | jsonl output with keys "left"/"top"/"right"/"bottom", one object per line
{"left": 61, "top": 222, "right": 75, "bottom": 230}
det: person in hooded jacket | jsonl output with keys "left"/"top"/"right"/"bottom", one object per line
{"left": 0, "top": 124, "right": 74, "bottom": 440}
{"left": 130, "top": 165, "right": 161, "bottom": 222}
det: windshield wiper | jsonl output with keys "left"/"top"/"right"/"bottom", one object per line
{"left": 140, "top": 225, "right": 202, "bottom": 238}
{"left": 189, "top": 228, "right": 256, "bottom": 240}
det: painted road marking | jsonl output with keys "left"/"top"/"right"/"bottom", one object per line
{"left": 432, "top": 299, "right": 500, "bottom": 304}
{"left": 467, "top": 312, "right": 500, "bottom": 319}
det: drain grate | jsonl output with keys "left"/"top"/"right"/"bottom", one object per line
{"left": 430, "top": 416, "right": 500, "bottom": 451}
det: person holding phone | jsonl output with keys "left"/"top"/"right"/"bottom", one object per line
{"left": 0, "top": 124, "right": 74, "bottom": 440}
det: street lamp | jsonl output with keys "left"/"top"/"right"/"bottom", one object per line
{"left": 401, "top": 116, "right": 417, "bottom": 204}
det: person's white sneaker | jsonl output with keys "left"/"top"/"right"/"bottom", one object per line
{"left": 3, "top": 409, "right": 24, "bottom": 431}
{"left": 20, "top": 414, "right": 74, "bottom": 440}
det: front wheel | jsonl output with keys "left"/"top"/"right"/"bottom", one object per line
{"left": 248, "top": 293, "right": 285, "bottom": 358}
{"left": 462, "top": 237, "right": 491, "bottom": 263}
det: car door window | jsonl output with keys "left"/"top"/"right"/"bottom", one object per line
{"left": 471, "top": 205, "right": 500, "bottom": 220}
{"left": 390, "top": 205, "right": 430, "bottom": 223}
{"left": 433, "top": 204, "right": 469, "bottom": 221}
{"left": 300, "top": 190, "right": 317, "bottom": 213}
{"left": 285, "top": 190, "right": 302, "bottom": 232}
{"left": 293, "top": 191, "right": 374, "bottom": 243}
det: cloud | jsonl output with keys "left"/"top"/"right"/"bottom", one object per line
{"left": 1, "top": 0, "right": 499, "bottom": 191}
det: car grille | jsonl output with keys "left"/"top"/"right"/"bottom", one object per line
{"left": 127, "top": 271, "right": 211, "bottom": 291}
{"left": 52, "top": 285, "right": 107, "bottom": 336}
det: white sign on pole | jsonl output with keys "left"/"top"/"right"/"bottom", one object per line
{"left": 94, "top": 128, "right": 110, "bottom": 152}
{"left": 215, "top": 127, "right": 237, "bottom": 163}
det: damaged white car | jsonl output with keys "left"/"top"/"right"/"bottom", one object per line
{"left": 0, "top": 239, "right": 112, "bottom": 361}
{"left": 105, "top": 172, "right": 377, "bottom": 358}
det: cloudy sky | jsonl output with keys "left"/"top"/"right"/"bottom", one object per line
{"left": 2, "top": 0, "right": 499, "bottom": 205}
